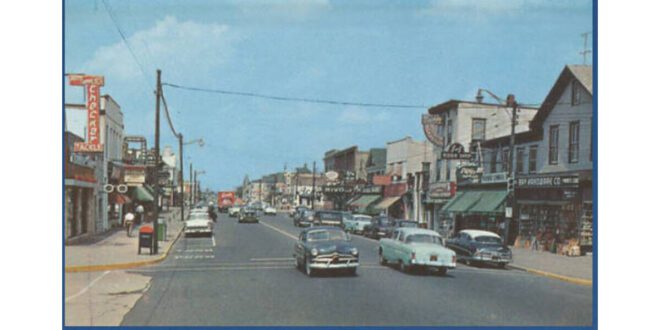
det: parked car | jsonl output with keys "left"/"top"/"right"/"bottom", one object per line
{"left": 343, "top": 214, "right": 372, "bottom": 234}
{"left": 446, "top": 229, "right": 512, "bottom": 268}
{"left": 228, "top": 206, "right": 241, "bottom": 217}
{"left": 238, "top": 207, "right": 259, "bottom": 223}
{"left": 264, "top": 206, "right": 277, "bottom": 216}
{"left": 312, "top": 210, "right": 344, "bottom": 227}
{"left": 364, "top": 216, "right": 396, "bottom": 239}
{"left": 291, "top": 205, "right": 309, "bottom": 218}
{"left": 183, "top": 217, "right": 213, "bottom": 237}
{"left": 379, "top": 228, "right": 456, "bottom": 275}
{"left": 293, "top": 226, "right": 359, "bottom": 277}
{"left": 294, "top": 209, "right": 315, "bottom": 227}
{"left": 394, "top": 220, "right": 419, "bottom": 229}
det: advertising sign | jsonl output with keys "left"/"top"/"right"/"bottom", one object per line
{"left": 441, "top": 143, "right": 472, "bottom": 160}
{"left": 124, "top": 166, "right": 146, "bottom": 185}
{"left": 218, "top": 192, "right": 236, "bottom": 207}
{"left": 456, "top": 164, "right": 480, "bottom": 184}
{"left": 422, "top": 114, "right": 444, "bottom": 146}
{"left": 325, "top": 171, "right": 339, "bottom": 181}
{"left": 515, "top": 175, "right": 580, "bottom": 188}
{"left": 428, "top": 182, "right": 456, "bottom": 199}
{"left": 69, "top": 74, "right": 105, "bottom": 153}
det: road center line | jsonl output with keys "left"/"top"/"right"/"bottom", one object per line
{"left": 260, "top": 221, "right": 298, "bottom": 240}
{"left": 65, "top": 270, "right": 111, "bottom": 303}
{"left": 250, "top": 257, "right": 295, "bottom": 262}
{"left": 212, "top": 235, "right": 216, "bottom": 247}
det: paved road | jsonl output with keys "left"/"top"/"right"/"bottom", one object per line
{"left": 121, "top": 213, "right": 592, "bottom": 326}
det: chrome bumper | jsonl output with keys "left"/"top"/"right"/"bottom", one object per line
{"left": 309, "top": 261, "right": 360, "bottom": 269}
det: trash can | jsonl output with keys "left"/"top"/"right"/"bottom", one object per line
{"left": 157, "top": 221, "right": 167, "bottom": 241}
{"left": 138, "top": 226, "right": 154, "bottom": 255}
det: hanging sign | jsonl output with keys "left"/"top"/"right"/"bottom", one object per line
{"left": 441, "top": 143, "right": 472, "bottom": 160}
{"left": 69, "top": 74, "right": 105, "bottom": 153}
{"left": 422, "top": 114, "right": 444, "bottom": 146}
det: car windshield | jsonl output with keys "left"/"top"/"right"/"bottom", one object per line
{"left": 377, "top": 218, "right": 393, "bottom": 226}
{"left": 354, "top": 216, "right": 371, "bottom": 221}
{"left": 342, "top": 213, "right": 353, "bottom": 221}
{"left": 405, "top": 234, "right": 442, "bottom": 245}
{"left": 307, "top": 229, "right": 347, "bottom": 242}
{"left": 475, "top": 236, "right": 503, "bottom": 244}
{"left": 398, "top": 221, "right": 417, "bottom": 228}
{"left": 318, "top": 212, "right": 342, "bottom": 220}
{"left": 189, "top": 214, "right": 208, "bottom": 220}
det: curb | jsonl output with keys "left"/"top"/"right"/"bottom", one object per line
{"left": 65, "top": 217, "right": 185, "bottom": 273}
{"left": 508, "top": 264, "right": 592, "bottom": 286}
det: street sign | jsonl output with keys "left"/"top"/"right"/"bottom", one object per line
{"left": 505, "top": 207, "right": 513, "bottom": 218}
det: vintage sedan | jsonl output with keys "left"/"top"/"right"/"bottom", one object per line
{"left": 264, "top": 206, "right": 277, "bottom": 216}
{"left": 293, "top": 226, "right": 360, "bottom": 277}
{"left": 294, "top": 209, "right": 315, "bottom": 227}
{"left": 343, "top": 214, "right": 372, "bottom": 234}
{"left": 364, "top": 216, "right": 396, "bottom": 239}
{"left": 312, "top": 210, "right": 344, "bottom": 227}
{"left": 228, "top": 206, "right": 241, "bottom": 217}
{"left": 446, "top": 229, "right": 512, "bottom": 268}
{"left": 238, "top": 207, "right": 259, "bottom": 223}
{"left": 379, "top": 228, "right": 456, "bottom": 275}
{"left": 184, "top": 218, "right": 214, "bottom": 237}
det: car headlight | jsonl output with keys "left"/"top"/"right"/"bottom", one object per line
{"left": 350, "top": 248, "right": 359, "bottom": 255}
{"left": 311, "top": 248, "right": 318, "bottom": 256}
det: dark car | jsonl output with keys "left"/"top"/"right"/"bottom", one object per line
{"left": 293, "top": 226, "right": 359, "bottom": 277}
{"left": 446, "top": 229, "right": 512, "bottom": 268}
{"left": 312, "top": 210, "right": 343, "bottom": 227}
{"left": 294, "top": 209, "right": 315, "bottom": 227}
{"left": 364, "top": 216, "right": 396, "bottom": 239}
{"left": 238, "top": 207, "right": 259, "bottom": 223}
{"left": 290, "top": 205, "right": 309, "bottom": 218}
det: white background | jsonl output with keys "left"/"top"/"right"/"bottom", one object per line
{"left": 1, "top": 0, "right": 658, "bottom": 328}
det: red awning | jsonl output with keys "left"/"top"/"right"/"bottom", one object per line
{"left": 111, "top": 193, "right": 132, "bottom": 205}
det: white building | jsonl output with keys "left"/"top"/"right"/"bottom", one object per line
{"left": 423, "top": 99, "right": 538, "bottom": 231}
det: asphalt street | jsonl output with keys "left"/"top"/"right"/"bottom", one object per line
{"left": 121, "top": 213, "right": 592, "bottom": 326}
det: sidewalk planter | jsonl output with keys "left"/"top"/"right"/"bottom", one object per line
{"left": 138, "top": 226, "right": 154, "bottom": 255}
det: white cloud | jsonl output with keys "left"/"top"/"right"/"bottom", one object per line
{"left": 82, "top": 16, "right": 237, "bottom": 83}
{"left": 421, "top": 0, "right": 591, "bottom": 18}
{"left": 337, "top": 107, "right": 390, "bottom": 124}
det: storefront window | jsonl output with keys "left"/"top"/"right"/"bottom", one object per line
{"left": 569, "top": 121, "right": 580, "bottom": 163}
{"left": 516, "top": 147, "right": 525, "bottom": 174}
{"left": 549, "top": 125, "right": 559, "bottom": 165}
{"left": 528, "top": 145, "right": 538, "bottom": 174}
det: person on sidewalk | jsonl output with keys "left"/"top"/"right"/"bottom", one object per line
{"left": 124, "top": 211, "right": 135, "bottom": 237}
{"left": 135, "top": 204, "right": 145, "bottom": 225}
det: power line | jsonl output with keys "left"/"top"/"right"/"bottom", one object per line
{"left": 161, "top": 82, "right": 429, "bottom": 109}
{"left": 159, "top": 92, "right": 179, "bottom": 138}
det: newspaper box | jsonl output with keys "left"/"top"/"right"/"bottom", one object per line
{"left": 138, "top": 226, "right": 154, "bottom": 255}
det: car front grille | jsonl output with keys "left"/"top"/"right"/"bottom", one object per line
{"left": 313, "top": 253, "right": 357, "bottom": 264}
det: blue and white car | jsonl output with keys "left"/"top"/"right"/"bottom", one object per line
{"left": 379, "top": 228, "right": 456, "bottom": 275}
{"left": 343, "top": 214, "right": 372, "bottom": 234}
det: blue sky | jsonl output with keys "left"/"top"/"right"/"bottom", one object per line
{"left": 64, "top": 0, "right": 593, "bottom": 191}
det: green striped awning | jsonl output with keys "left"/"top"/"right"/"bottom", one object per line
{"left": 131, "top": 185, "right": 155, "bottom": 202}
{"left": 441, "top": 191, "right": 482, "bottom": 213}
{"left": 468, "top": 190, "right": 508, "bottom": 214}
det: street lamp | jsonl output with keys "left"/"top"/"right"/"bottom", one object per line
{"left": 194, "top": 170, "right": 206, "bottom": 204}
{"left": 476, "top": 88, "right": 518, "bottom": 246}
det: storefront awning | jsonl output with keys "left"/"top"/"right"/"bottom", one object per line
{"left": 374, "top": 196, "right": 402, "bottom": 210}
{"left": 131, "top": 186, "right": 155, "bottom": 203}
{"left": 468, "top": 190, "right": 508, "bottom": 214}
{"left": 441, "top": 191, "right": 481, "bottom": 213}
{"left": 350, "top": 195, "right": 381, "bottom": 208}
{"left": 111, "top": 193, "right": 132, "bottom": 205}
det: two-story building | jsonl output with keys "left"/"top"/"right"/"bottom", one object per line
{"left": 423, "top": 99, "right": 538, "bottom": 235}
{"left": 480, "top": 65, "right": 593, "bottom": 254}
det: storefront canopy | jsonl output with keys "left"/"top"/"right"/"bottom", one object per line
{"left": 441, "top": 190, "right": 508, "bottom": 214}
{"left": 111, "top": 193, "right": 132, "bottom": 205}
{"left": 350, "top": 195, "right": 381, "bottom": 208}
{"left": 131, "top": 186, "right": 155, "bottom": 203}
{"left": 374, "top": 196, "right": 402, "bottom": 210}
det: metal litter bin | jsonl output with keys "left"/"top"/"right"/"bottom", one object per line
{"left": 138, "top": 226, "right": 154, "bottom": 255}
{"left": 157, "top": 221, "right": 167, "bottom": 241}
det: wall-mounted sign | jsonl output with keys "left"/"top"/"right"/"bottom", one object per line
{"left": 481, "top": 172, "right": 508, "bottom": 184}
{"left": 441, "top": 143, "right": 472, "bottom": 160}
{"left": 69, "top": 74, "right": 105, "bottom": 153}
{"left": 355, "top": 185, "right": 383, "bottom": 194}
{"left": 428, "top": 182, "right": 456, "bottom": 199}
{"left": 325, "top": 171, "right": 339, "bottom": 181}
{"left": 124, "top": 166, "right": 146, "bottom": 185}
{"left": 516, "top": 175, "right": 580, "bottom": 188}
{"left": 422, "top": 114, "right": 444, "bottom": 147}
{"left": 456, "top": 164, "right": 480, "bottom": 184}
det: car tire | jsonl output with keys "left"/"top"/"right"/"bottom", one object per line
{"left": 295, "top": 257, "right": 302, "bottom": 270}
{"left": 398, "top": 260, "right": 408, "bottom": 273}
{"left": 305, "top": 257, "right": 315, "bottom": 277}
{"left": 347, "top": 267, "right": 357, "bottom": 276}
{"left": 497, "top": 262, "right": 507, "bottom": 269}
{"left": 379, "top": 249, "right": 387, "bottom": 265}
{"left": 436, "top": 267, "right": 447, "bottom": 276}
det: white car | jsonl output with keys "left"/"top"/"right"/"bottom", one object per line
{"left": 264, "top": 206, "right": 277, "bottom": 215}
{"left": 379, "top": 228, "right": 456, "bottom": 275}
{"left": 228, "top": 206, "right": 241, "bottom": 217}
{"left": 184, "top": 218, "right": 214, "bottom": 237}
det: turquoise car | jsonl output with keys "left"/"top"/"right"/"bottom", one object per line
{"left": 379, "top": 228, "right": 456, "bottom": 275}
{"left": 342, "top": 214, "right": 372, "bottom": 234}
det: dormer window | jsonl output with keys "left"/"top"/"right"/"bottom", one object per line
{"left": 571, "top": 80, "right": 582, "bottom": 106}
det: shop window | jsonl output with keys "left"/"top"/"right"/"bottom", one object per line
{"left": 569, "top": 121, "right": 580, "bottom": 163}
{"left": 549, "top": 125, "right": 559, "bottom": 165}
{"left": 501, "top": 148, "right": 510, "bottom": 173}
{"left": 528, "top": 145, "right": 538, "bottom": 174}
{"left": 446, "top": 119, "right": 453, "bottom": 144}
{"left": 516, "top": 147, "right": 525, "bottom": 174}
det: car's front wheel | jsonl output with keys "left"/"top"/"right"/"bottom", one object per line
{"left": 379, "top": 249, "right": 387, "bottom": 265}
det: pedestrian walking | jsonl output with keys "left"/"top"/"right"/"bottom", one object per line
{"left": 136, "top": 204, "right": 145, "bottom": 224}
{"left": 124, "top": 211, "right": 135, "bottom": 237}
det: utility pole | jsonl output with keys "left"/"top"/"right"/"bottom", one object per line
{"left": 505, "top": 94, "right": 518, "bottom": 246}
{"left": 312, "top": 161, "right": 316, "bottom": 210}
{"left": 294, "top": 168, "right": 299, "bottom": 207}
{"left": 189, "top": 163, "right": 193, "bottom": 206}
{"left": 193, "top": 170, "right": 197, "bottom": 204}
{"left": 178, "top": 134, "right": 184, "bottom": 222}
{"left": 153, "top": 69, "right": 161, "bottom": 254}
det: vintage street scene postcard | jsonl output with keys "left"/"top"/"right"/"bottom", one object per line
{"left": 64, "top": 0, "right": 594, "bottom": 327}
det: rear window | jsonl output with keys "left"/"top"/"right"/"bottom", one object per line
{"left": 405, "top": 234, "right": 442, "bottom": 245}
{"left": 318, "top": 212, "right": 342, "bottom": 220}
{"left": 474, "top": 236, "right": 502, "bottom": 244}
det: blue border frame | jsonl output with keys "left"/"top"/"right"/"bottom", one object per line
{"left": 62, "top": 0, "right": 598, "bottom": 329}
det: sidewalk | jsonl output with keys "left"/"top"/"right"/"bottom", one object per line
{"left": 65, "top": 207, "right": 187, "bottom": 272}
{"left": 509, "top": 246, "right": 593, "bottom": 286}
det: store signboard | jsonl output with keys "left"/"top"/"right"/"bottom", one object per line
{"left": 356, "top": 185, "right": 382, "bottom": 194}
{"left": 124, "top": 166, "right": 146, "bottom": 185}
{"left": 456, "top": 164, "right": 480, "bottom": 184}
{"left": 481, "top": 172, "right": 508, "bottom": 184}
{"left": 422, "top": 114, "right": 444, "bottom": 147}
{"left": 441, "top": 143, "right": 472, "bottom": 160}
{"left": 429, "top": 181, "right": 456, "bottom": 199}
{"left": 69, "top": 74, "right": 105, "bottom": 153}
{"left": 516, "top": 175, "right": 580, "bottom": 188}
